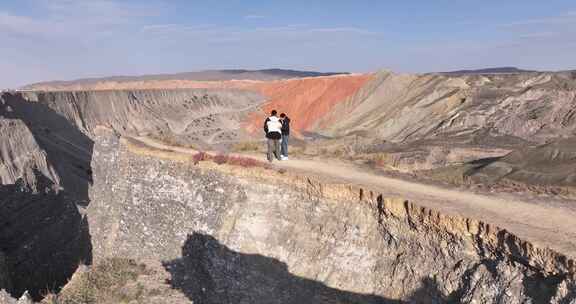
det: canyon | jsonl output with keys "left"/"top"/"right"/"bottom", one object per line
{"left": 1, "top": 69, "right": 576, "bottom": 303}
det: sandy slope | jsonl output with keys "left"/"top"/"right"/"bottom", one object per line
{"left": 130, "top": 136, "right": 576, "bottom": 259}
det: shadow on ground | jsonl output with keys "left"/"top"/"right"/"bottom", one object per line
{"left": 164, "top": 233, "right": 455, "bottom": 304}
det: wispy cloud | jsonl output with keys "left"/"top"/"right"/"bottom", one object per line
{"left": 307, "top": 27, "right": 377, "bottom": 35}
{"left": 500, "top": 11, "right": 576, "bottom": 27}
{"left": 141, "top": 23, "right": 380, "bottom": 41}
{"left": 140, "top": 24, "right": 216, "bottom": 34}
{"left": 0, "top": 0, "right": 162, "bottom": 38}
{"left": 518, "top": 32, "right": 557, "bottom": 39}
{"left": 0, "top": 11, "right": 48, "bottom": 34}
{"left": 244, "top": 15, "right": 265, "bottom": 20}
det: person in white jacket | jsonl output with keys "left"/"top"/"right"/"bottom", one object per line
{"left": 263, "top": 110, "right": 283, "bottom": 162}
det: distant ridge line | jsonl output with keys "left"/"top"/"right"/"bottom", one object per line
{"left": 440, "top": 67, "right": 538, "bottom": 75}
{"left": 24, "top": 69, "right": 349, "bottom": 89}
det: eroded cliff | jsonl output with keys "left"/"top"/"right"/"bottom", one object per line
{"left": 80, "top": 127, "right": 576, "bottom": 303}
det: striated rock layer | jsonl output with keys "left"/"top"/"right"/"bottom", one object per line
{"left": 3, "top": 89, "right": 264, "bottom": 149}
{"left": 317, "top": 71, "right": 576, "bottom": 144}
{"left": 0, "top": 119, "right": 58, "bottom": 188}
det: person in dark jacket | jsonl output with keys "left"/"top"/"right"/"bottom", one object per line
{"left": 279, "top": 113, "right": 290, "bottom": 160}
{"left": 263, "top": 110, "right": 282, "bottom": 162}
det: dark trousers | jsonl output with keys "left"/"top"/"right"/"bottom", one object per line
{"left": 281, "top": 135, "right": 289, "bottom": 156}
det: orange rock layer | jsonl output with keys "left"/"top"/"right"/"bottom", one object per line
{"left": 244, "top": 74, "right": 373, "bottom": 135}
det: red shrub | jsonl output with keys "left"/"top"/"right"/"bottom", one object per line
{"left": 213, "top": 154, "right": 229, "bottom": 165}
{"left": 192, "top": 151, "right": 207, "bottom": 165}
{"left": 227, "top": 156, "right": 257, "bottom": 167}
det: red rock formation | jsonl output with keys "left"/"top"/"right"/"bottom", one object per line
{"left": 244, "top": 74, "right": 373, "bottom": 135}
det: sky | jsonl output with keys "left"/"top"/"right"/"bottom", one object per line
{"left": 1, "top": 0, "right": 575, "bottom": 88}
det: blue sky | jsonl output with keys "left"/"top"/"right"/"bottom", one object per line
{"left": 1, "top": 0, "right": 575, "bottom": 88}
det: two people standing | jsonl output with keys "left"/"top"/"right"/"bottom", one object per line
{"left": 264, "top": 110, "right": 290, "bottom": 162}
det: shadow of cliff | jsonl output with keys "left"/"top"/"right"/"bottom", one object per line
{"left": 0, "top": 92, "right": 95, "bottom": 300}
{"left": 1, "top": 92, "right": 94, "bottom": 205}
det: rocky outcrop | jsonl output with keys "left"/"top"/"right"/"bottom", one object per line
{"left": 87, "top": 127, "right": 245, "bottom": 260}
{"left": 86, "top": 129, "right": 576, "bottom": 303}
{"left": 0, "top": 290, "right": 32, "bottom": 304}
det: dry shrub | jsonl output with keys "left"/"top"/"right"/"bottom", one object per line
{"left": 227, "top": 156, "right": 270, "bottom": 169}
{"left": 232, "top": 141, "right": 262, "bottom": 152}
{"left": 369, "top": 153, "right": 390, "bottom": 167}
{"left": 42, "top": 258, "right": 151, "bottom": 304}
{"left": 188, "top": 151, "right": 270, "bottom": 169}
{"left": 149, "top": 133, "right": 196, "bottom": 149}
{"left": 211, "top": 154, "right": 270, "bottom": 169}
{"left": 316, "top": 147, "right": 347, "bottom": 159}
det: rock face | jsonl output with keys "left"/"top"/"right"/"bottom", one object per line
{"left": 5, "top": 89, "right": 264, "bottom": 149}
{"left": 85, "top": 129, "right": 576, "bottom": 303}
{"left": 317, "top": 71, "right": 576, "bottom": 145}
{"left": 88, "top": 127, "right": 245, "bottom": 260}
{"left": 0, "top": 119, "right": 58, "bottom": 188}
{"left": 0, "top": 92, "right": 94, "bottom": 201}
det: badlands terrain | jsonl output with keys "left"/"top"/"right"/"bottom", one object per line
{"left": 1, "top": 68, "right": 576, "bottom": 303}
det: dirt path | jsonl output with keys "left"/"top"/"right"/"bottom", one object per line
{"left": 130, "top": 136, "right": 576, "bottom": 258}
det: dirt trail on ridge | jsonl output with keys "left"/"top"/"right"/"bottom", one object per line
{"left": 130, "top": 136, "right": 576, "bottom": 259}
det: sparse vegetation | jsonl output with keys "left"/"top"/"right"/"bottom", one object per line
{"left": 42, "top": 258, "right": 153, "bottom": 304}
{"left": 232, "top": 141, "right": 263, "bottom": 152}
{"left": 368, "top": 153, "right": 391, "bottom": 167}
{"left": 316, "top": 146, "right": 351, "bottom": 159}
{"left": 207, "top": 153, "right": 270, "bottom": 169}
{"left": 149, "top": 133, "right": 197, "bottom": 150}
